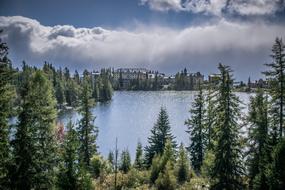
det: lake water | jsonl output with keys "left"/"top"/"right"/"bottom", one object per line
{"left": 58, "top": 91, "right": 251, "bottom": 159}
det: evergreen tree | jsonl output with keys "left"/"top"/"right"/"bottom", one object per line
{"left": 176, "top": 143, "right": 190, "bottom": 184}
{"left": 144, "top": 107, "right": 176, "bottom": 167}
{"left": 134, "top": 141, "right": 144, "bottom": 170}
{"left": 268, "top": 138, "right": 285, "bottom": 190}
{"left": 210, "top": 64, "right": 244, "bottom": 190}
{"left": 0, "top": 31, "right": 14, "bottom": 189}
{"left": 247, "top": 88, "right": 270, "bottom": 190}
{"left": 264, "top": 37, "right": 285, "bottom": 139}
{"left": 155, "top": 162, "right": 177, "bottom": 190}
{"left": 119, "top": 149, "right": 131, "bottom": 173}
{"left": 205, "top": 84, "right": 216, "bottom": 150}
{"left": 12, "top": 71, "right": 57, "bottom": 189}
{"left": 150, "top": 139, "right": 176, "bottom": 184}
{"left": 57, "top": 120, "right": 80, "bottom": 190}
{"left": 185, "top": 83, "right": 206, "bottom": 174}
{"left": 108, "top": 151, "right": 114, "bottom": 167}
{"left": 78, "top": 78, "right": 98, "bottom": 168}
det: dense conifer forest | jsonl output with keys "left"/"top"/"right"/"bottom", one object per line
{"left": 1, "top": 32, "right": 285, "bottom": 189}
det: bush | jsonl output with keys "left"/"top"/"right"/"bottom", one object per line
{"left": 155, "top": 162, "right": 177, "bottom": 190}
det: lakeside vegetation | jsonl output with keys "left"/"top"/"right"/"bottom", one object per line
{"left": 1, "top": 33, "right": 285, "bottom": 190}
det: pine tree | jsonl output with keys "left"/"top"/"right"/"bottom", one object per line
{"left": 144, "top": 107, "right": 176, "bottom": 167}
{"left": 247, "top": 88, "right": 270, "bottom": 190}
{"left": 205, "top": 84, "right": 216, "bottom": 150}
{"left": 78, "top": 78, "right": 98, "bottom": 168}
{"left": 134, "top": 141, "right": 144, "bottom": 170}
{"left": 185, "top": 83, "right": 206, "bottom": 174}
{"left": 210, "top": 64, "right": 244, "bottom": 190}
{"left": 0, "top": 31, "right": 14, "bottom": 189}
{"left": 150, "top": 139, "right": 176, "bottom": 184}
{"left": 268, "top": 138, "right": 285, "bottom": 190}
{"left": 12, "top": 71, "right": 57, "bottom": 189}
{"left": 119, "top": 149, "right": 131, "bottom": 173}
{"left": 57, "top": 120, "right": 80, "bottom": 190}
{"left": 176, "top": 143, "right": 190, "bottom": 184}
{"left": 108, "top": 151, "right": 114, "bottom": 167}
{"left": 155, "top": 162, "right": 177, "bottom": 190}
{"left": 264, "top": 37, "right": 285, "bottom": 139}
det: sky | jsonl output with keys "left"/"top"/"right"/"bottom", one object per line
{"left": 0, "top": 0, "right": 285, "bottom": 80}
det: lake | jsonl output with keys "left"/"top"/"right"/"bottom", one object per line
{"left": 58, "top": 91, "right": 252, "bottom": 159}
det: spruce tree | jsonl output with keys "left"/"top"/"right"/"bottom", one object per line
{"left": 134, "top": 141, "right": 144, "bottom": 170}
{"left": 78, "top": 77, "right": 98, "bottom": 168}
{"left": 264, "top": 37, "right": 285, "bottom": 139}
{"left": 0, "top": 32, "right": 14, "bottom": 189}
{"left": 57, "top": 120, "right": 80, "bottom": 190}
{"left": 205, "top": 84, "right": 216, "bottom": 150}
{"left": 176, "top": 143, "right": 190, "bottom": 184}
{"left": 247, "top": 88, "right": 270, "bottom": 190}
{"left": 144, "top": 107, "right": 176, "bottom": 167}
{"left": 119, "top": 149, "right": 131, "bottom": 173}
{"left": 13, "top": 71, "right": 57, "bottom": 189}
{"left": 210, "top": 64, "right": 244, "bottom": 190}
{"left": 150, "top": 139, "right": 176, "bottom": 184}
{"left": 185, "top": 83, "right": 206, "bottom": 174}
{"left": 269, "top": 138, "right": 285, "bottom": 190}
{"left": 108, "top": 151, "right": 114, "bottom": 167}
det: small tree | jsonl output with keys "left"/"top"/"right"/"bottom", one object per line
{"left": 119, "top": 149, "right": 131, "bottom": 174}
{"left": 78, "top": 77, "right": 98, "bottom": 168}
{"left": 185, "top": 83, "right": 206, "bottom": 174}
{"left": 134, "top": 141, "right": 144, "bottom": 170}
{"left": 150, "top": 139, "right": 175, "bottom": 184}
{"left": 57, "top": 120, "right": 80, "bottom": 190}
{"left": 247, "top": 88, "right": 270, "bottom": 190}
{"left": 176, "top": 143, "right": 190, "bottom": 184}
{"left": 145, "top": 107, "right": 176, "bottom": 167}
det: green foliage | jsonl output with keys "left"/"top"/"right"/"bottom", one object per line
{"left": 155, "top": 162, "right": 177, "bottom": 190}
{"left": 77, "top": 167, "right": 94, "bottom": 190}
{"left": 267, "top": 138, "right": 285, "bottom": 190}
{"left": 57, "top": 120, "right": 80, "bottom": 190}
{"left": 185, "top": 83, "right": 206, "bottom": 173}
{"left": 119, "top": 149, "right": 131, "bottom": 174}
{"left": 264, "top": 37, "right": 285, "bottom": 140}
{"left": 210, "top": 64, "right": 245, "bottom": 190}
{"left": 108, "top": 151, "right": 115, "bottom": 168}
{"left": 93, "top": 69, "right": 113, "bottom": 102}
{"left": 145, "top": 107, "right": 176, "bottom": 167}
{"left": 78, "top": 77, "right": 98, "bottom": 168}
{"left": 176, "top": 143, "right": 190, "bottom": 184}
{"left": 247, "top": 88, "right": 271, "bottom": 190}
{"left": 90, "top": 154, "right": 112, "bottom": 179}
{"left": 200, "top": 150, "right": 215, "bottom": 178}
{"left": 12, "top": 71, "right": 57, "bottom": 189}
{"left": 0, "top": 34, "right": 14, "bottom": 188}
{"left": 134, "top": 141, "right": 144, "bottom": 170}
{"left": 205, "top": 85, "right": 216, "bottom": 150}
{"left": 150, "top": 139, "right": 175, "bottom": 184}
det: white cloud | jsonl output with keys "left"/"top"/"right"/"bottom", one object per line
{"left": 0, "top": 16, "right": 284, "bottom": 79}
{"left": 141, "top": 0, "right": 285, "bottom": 16}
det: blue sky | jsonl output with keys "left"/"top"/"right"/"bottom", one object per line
{"left": 1, "top": 0, "right": 285, "bottom": 80}
{"left": 0, "top": 0, "right": 209, "bottom": 28}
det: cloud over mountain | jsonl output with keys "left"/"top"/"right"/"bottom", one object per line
{"left": 0, "top": 16, "right": 284, "bottom": 79}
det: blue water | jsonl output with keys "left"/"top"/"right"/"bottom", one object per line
{"left": 58, "top": 91, "right": 251, "bottom": 159}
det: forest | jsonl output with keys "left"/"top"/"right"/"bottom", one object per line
{"left": 0, "top": 33, "right": 285, "bottom": 190}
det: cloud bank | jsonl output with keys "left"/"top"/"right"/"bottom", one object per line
{"left": 0, "top": 16, "right": 284, "bottom": 79}
{"left": 140, "top": 0, "right": 285, "bottom": 16}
